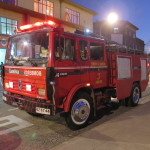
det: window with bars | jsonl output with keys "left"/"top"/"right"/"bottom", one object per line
{"left": 0, "top": 0, "right": 17, "bottom": 5}
{"left": 34, "top": 0, "right": 54, "bottom": 16}
{"left": 65, "top": 8, "right": 80, "bottom": 24}
{"left": 0, "top": 17, "right": 17, "bottom": 35}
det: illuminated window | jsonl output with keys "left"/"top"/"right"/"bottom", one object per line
{"left": 0, "top": 0, "right": 17, "bottom": 5}
{"left": 0, "top": 17, "right": 17, "bottom": 35}
{"left": 34, "top": 0, "right": 54, "bottom": 16}
{"left": 65, "top": 8, "right": 80, "bottom": 24}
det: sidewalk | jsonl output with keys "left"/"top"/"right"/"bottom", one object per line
{"left": 51, "top": 96, "right": 150, "bottom": 150}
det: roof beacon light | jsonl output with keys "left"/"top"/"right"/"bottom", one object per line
{"left": 19, "top": 20, "right": 55, "bottom": 31}
{"left": 20, "top": 24, "right": 33, "bottom": 31}
{"left": 47, "top": 20, "right": 55, "bottom": 26}
{"left": 34, "top": 22, "right": 44, "bottom": 26}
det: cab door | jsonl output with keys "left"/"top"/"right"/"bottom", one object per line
{"left": 54, "top": 35, "right": 80, "bottom": 106}
{"left": 78, "top": 39, "right": 90, "bottom": 83}
{"left": 89, "top": 41, "right": 107, "bottom": 88}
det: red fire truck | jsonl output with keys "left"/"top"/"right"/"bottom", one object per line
{"left": 2, "top": 20, "right": 149, "bottom": 129}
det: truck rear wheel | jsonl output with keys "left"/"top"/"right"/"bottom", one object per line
{"left": 127, "top": 84, "right": 140, "bottom": 107}
{"left": 65, "top": 92, "right": 93, "bottom": 130}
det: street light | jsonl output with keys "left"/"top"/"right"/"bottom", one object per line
{"left": 107, "top": 12, "right": 119, "bottom": 24}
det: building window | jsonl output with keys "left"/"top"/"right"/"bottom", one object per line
{"left": 129, "top": 31, "right": 132, "bottom": 37}
{"left": 113, "top": 27, "right": 119, "bottom": 33}
{"left": 65, "top": 8, "right": 80, "bottom": 24}
{"left": 0, "top": 0, "right": 17, "bottom": 5}
{"left": 133, "top": 34, "right": 136, "bottom": 38}
{"left": 34, "top": 0, "right": 54, "bottom": 16}
{"left": 0, "top": 17, "right": 17, "bottom": 35}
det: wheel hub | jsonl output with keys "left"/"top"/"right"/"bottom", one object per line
{"left": 133, "top": 87, "right": 140, "bottom": 103}
{"left": 71, "top": 99, "right": 90, "bottom": 125}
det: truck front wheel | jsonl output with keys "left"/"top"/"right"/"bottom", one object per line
{"left": 65, "top": 92, "right": 93, "bottom": 130}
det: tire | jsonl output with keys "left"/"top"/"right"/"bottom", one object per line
{"left": 127, "top": 84, "right": 141, "bottom": 107}
{"left": 65, "top": 92, "right": 93, "bottom": 130}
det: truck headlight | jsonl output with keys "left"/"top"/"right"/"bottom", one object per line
{"left": 26, "top": 84, "right": 32, "bottom": 92}
{"left": 38, "top": 88, "right": 45, "bottom": 96}
{"left": 9, "top": 81, "right": 13, "bottom": 88}
{"left": 5, "top": 83, "right": 9, "bottom": 88}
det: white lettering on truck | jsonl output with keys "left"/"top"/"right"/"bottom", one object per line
{"left": 24, "top": 70, "right": 42, "bottom": 76}
{"left": 9, "top": 69, "right": 19, "bottom": 74}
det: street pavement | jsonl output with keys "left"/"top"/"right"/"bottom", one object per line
{"left": 51, "top": 94, "right": 150, "bottom": 150}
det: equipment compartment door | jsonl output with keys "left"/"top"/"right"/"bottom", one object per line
{"left": 116, "top": 55, "right": 133, "bottom": 100}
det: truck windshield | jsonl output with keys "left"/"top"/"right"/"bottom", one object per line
{"left": 6, "top": 30, "right": 49, "bottom": 67}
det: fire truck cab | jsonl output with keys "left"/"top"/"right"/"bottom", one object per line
{"left": 2, "top": 20, "right": 149, "bottom": 129}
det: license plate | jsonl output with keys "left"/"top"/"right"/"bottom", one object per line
{"left": 3, "top": 96, "right": 7, "bottom": 101}
{"left": 36, "top": 107, "right": 50, "bottom": 115}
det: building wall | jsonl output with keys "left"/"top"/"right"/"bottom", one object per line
{"left": 18, "top": 0, "right": 61, "bottom": 18}
{"left": 0, "top": 8, "right": 23, "bottom": 27}
{"left": 93, "top": 21, "right": 144, "bottom": 51}
{"left": 0, "top": 0, "right": 96, "bottom": 49}
{"left": 17, "top": 0, "right": 94, "bottom": 31}
{"left": 52, "top": 0, "right": 61, "bottom": 18}
{"left": 61, "top": 2, "right": 93, "bottom": 32}
{"left": 0, "top": 8, "right": 23, "bottom": 50}
{"left": 111, "top": 34, "right": 123, "bottom": 45}
{"left": 18, "top": 0, "right": 34, "bottom": 11}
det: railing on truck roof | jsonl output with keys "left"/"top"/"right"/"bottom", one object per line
{"left": 74, "top": 30, "right": 145, "bottom": 55}
{"left": 106, "top": 42, "right": 145, "bottom": 55}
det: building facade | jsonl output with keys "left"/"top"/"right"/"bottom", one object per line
{"left": 93, "top": 20, "right": 144, "bottom": 51}
{"left": 0, "top": 0, "right": 97, "bottom": 63}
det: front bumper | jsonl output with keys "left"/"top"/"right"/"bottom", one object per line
{"left": 3, "top": 92, "right": 55, "bottom": 115}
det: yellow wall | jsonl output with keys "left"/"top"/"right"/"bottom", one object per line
{"left": 18, "top": 0, "right": 34, "bottom": 11}
{"left": 17, "top": 0, "right": 94, "bottom": 31}
{"left": 0, "top": 8, "right": 23, "bottom": 49}
{"left": 0, "top": 0, "right": 95, "bottom": 33}
{"left": 0, "top": 8, "right": 23, "bottom": 27}
{"left": 61, "top": 2, "right": 94, "bottom": 32}
{"left": 62, "top": 25, "right": 76, "bottom": 33}
{"left": 18, "top": 0, "right": 61, "bottom": 19}
{"left": 30, "top": 17, "right": 76, "bottom": 33}
{"left": 50, "top": 0, "right": 61, "bottom": 18}
{"left": 30, "top": 17, "right": 43, "bottom": 24}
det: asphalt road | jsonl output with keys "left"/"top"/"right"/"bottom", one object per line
{"left": 0, "top": 82, "right": 150, "bottom": 150}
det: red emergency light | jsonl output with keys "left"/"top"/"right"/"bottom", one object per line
{"left": 20, "top": 24, "right": 33, "bottom": 31}
{"left": 19, "top": 20, "right": 56, "bottom": 31}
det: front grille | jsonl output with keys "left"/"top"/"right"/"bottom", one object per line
{"left": 8, "top": 79, "right": 36, "bottom": 94}
{"left": 11, "top": 93, "right": 46, "bottom": 103}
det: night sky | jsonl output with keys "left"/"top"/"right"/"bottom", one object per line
{"left": 71, "top": 0, "right": 150, "bottom": 51}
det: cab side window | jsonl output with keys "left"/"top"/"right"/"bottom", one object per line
{"left": 90, "top": 42, "right": 104, "bottom": 60}
{"left": 55, "top": 37, "right": 75, "bottom": 60}
{"left": 79, "top": 40, "right": 88, "bottom": 60}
